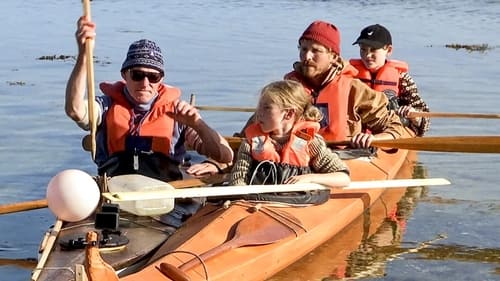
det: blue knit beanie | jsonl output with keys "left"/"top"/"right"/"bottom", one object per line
{"left": 121, "top": 39, "right": 164, "bottom": 74}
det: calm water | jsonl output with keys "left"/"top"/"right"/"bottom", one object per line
{"left": 1, "top": 0, "right": 499, "bottom": 280}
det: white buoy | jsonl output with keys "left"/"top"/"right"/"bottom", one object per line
{"left": 46, "top": 169, "right": 100, "bottom": 222}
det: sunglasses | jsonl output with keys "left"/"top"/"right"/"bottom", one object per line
{"left": 129, "top": 69, "right": 163, "bottom": 83}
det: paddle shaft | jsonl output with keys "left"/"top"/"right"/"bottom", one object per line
{"left": 0, "top": 258, "right": 37, "bottom": 269}
{"left": 0, "top": 199, "right": 48, "bottom": 215}
{"left": 196, "top": 105, "right": 500, "bottom": 119}
{"left": 196, "top": 105, "right": 255, "bottom": 112}
{"left": 408, "top": 111, "right": 500, "bottom": 119}
{"left": 367, "top": 136, "right": 500, "bottom": 153}
{"left": 102, "top": 178, "right": 450, "bottom": 202}
{"left": 83, "top": 0, "right": 97, "bottom": 161}
{"left": 226, "top": 136, "right": 500, "bottom": 153}
{"left": 2, "top": 177, "right": 447, "bottom": 212}
{"left": 0, "top": 175, "right": 226, "bottom": 215}
{"left": 103, "top": 182, "right": 328, "bottom": 201}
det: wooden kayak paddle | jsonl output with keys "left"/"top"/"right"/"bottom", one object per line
{"left": 408, "top": 111, "right": 500, "bottom": 119}
{"left": 0, "top": 174, "right": 227, "bottom": 215}
{"left": 103, "top": 178, "right": 450, "bottom": 202}
{"left": 195, "top": 105, "right": 500, "bottom": 119}
{"left": 225, "top": 136, "right": 500, "bottom": 153}
{"left": 0, "top": 199, "right": 48, "bottom": 215}
{"left": 158, "top": 212, "right": 295, "bottom": 279}
{"left": 0, "top": 257, "right": 37, "bottom": 270}
{"left": 196, "top": 105, "right": 255, "bottom": 112}
{"left": 83, "top": 0, "right": 97, "bottom": 161}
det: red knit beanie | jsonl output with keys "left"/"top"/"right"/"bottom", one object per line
{"left": 299, "top": 20, "right": 341, "bottom": 55}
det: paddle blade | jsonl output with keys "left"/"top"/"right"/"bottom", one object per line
{"left": 101, "top": 178, "right": 450, "bottom": 202}
{"left": 102, "top": 183, "right": 327, "bottom": 202}
{"left": 345, "top": 178, "right": 450, "bottom": 190}
{"left": 370, "top": 136, "right": 500, "bottom": 153}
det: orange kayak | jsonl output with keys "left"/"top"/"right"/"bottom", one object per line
{"left": 35, "top": 132, "right": 420, "bottom": 281}
{"left": 120, "top": 143, "right": 414, "bottom": 280}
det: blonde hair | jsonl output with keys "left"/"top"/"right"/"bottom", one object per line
{"left": 259, "top": 80, "right": 323, "bottom": 122}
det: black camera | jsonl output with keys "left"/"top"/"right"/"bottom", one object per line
{"left": 94, "top": 203, "right": 120, "bottom": 231}
{"left": 60, "top": 203, "right": 129, "bottom": 250}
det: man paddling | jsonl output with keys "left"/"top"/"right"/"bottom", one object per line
{"left": 284, "top": 20, "right": 404, "bottom": 147}
{"left": 65, "top": 17, "right": 233, "bottom": 226}
{"left": 194, "top": 20, "right": 406, "bottom": 175}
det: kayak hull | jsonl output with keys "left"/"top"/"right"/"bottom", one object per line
{"left": 121, "top": 143, "right": 414, "bottom": 280}
{"left": 36, "top": 131, "right": 419, "bottom": 281}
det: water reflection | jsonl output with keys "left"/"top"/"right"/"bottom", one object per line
{"left": 331, "top": 184, "right": 434, "bottom": 280}
{"left": 268, "top": 152, "right": 422, "bottom": 280}
{"left": 335, "top": 157, "right": 428, "bottom": 279}
{"left": 338, "top": 236, "right": 500, "bottom": 280}
{"left": 417, "top": 244, "right": 500, "bottom": 265}
{"left": 322, "top": 163, "right": 499, "bottom": 280}
{"left": 268, "top": 154, "right": 499, "bottom": 280}
{"left": 1, "top": 0, "right": 499, "bottom": 280}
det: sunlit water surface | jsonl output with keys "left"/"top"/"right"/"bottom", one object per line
{"left": 0, "top": 1, "right": 499, "bottom": 280}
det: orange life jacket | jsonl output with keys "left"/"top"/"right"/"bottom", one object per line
{"left": 99, "top": 81, "right": 180, "bottom": 157}
{"left": 349, "top": 59, "right": 408, "bottom": 96}
{"left": 284, "top": 65, "right": 357, "bottom": 142}
{"left": 244, "top": 120, "right": 320, "bottom": 167}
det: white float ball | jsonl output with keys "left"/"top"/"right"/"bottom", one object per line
{"left": 46, "top": 169, "right": 100, "bottom": 222}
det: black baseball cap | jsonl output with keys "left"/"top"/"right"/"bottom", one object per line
{"left": 352, "top": 24, "right": 392, "bottom": 49}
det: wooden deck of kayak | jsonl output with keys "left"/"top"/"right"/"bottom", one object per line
{"left": 34, "top": 213, "right": 174, "bottom": 281}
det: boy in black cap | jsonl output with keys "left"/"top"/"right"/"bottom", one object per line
{"left": 350, "top": 24, "right": 430, "bottom": 136}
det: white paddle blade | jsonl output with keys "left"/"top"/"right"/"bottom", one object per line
{"left": 101, "top": 178, "right": 450, "bottom": 202}
{"left": 344, "top": 178, "right": 451, "bottom": 190}
{"left": 107, "top": 174, "right": 176, "bottom": 216}
{"left": 102, "top": 183, "right": 326, "bottom": 202}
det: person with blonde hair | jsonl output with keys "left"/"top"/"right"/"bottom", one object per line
{"left": 191, "top": 20, "right": 407, "bottom": 176}
{"left": 230, "top": 80, "right": 350, "bottom": 198}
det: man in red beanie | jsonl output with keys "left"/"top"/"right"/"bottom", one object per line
{"left": 192, "top": 20, "right": 407, "bottom": 176}
{"left": 284, "top": 20, "right": 404, "bottom": 148}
